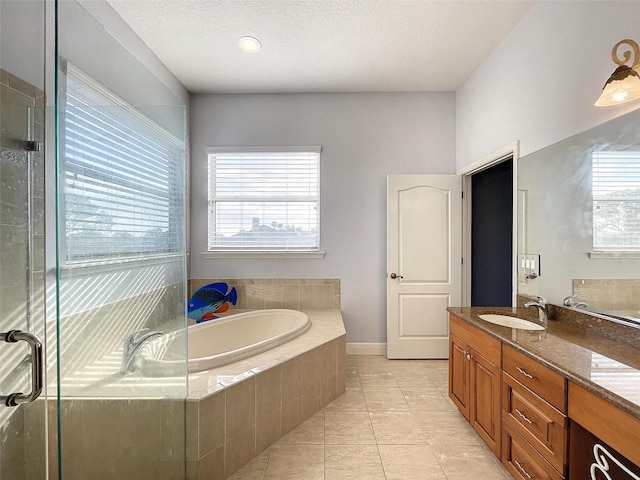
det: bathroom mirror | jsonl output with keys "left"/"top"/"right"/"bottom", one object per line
{"left": 518, "top": 107, "right": 640, "bottom": 324}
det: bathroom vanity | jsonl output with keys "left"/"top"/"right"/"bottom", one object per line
{"left": 447, "top": 307, "right": 640, "bottom": 480}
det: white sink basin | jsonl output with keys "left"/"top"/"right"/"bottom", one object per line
{"left": 478, "top": 314, "right": 545, "bottom": 331}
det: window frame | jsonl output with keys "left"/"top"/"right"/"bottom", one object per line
{"left": 204, "top": 146, "right": 324, "bottom": 259}
{"left": 590, "top": 149, "right": 640, "bottom": 257}
{"left": 60, "top": 62, "right": 186, "bottom": 268}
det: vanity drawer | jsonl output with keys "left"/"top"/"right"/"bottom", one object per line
{"left": 503, "top": 345, "right": 566, "bottom": 412}
{"left": 502, "top": 420, "right": 563, "bottom": 480}
{"left": 449, "top": 314, "right": 501, "bottom": 365}
{"left": 503, "top": 373, "right": 567, "bottom": 473}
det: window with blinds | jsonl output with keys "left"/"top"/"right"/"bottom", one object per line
{"left": 207, "top": 148, "right": 320, "bottom": 252}
{"left": 62, "top": 65, "right": 185, "bottom": 264}
{"left": 592, "top": 150, "right": 640, "bottom": 251}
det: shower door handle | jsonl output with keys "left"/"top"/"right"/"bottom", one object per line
{"left": 1, "top": 330, "right": 43, "bottom": 407}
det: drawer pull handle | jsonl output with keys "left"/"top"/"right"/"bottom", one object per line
{"left": 515, "top": 460, "right": 534, "bottom": 479}
{"left": 515, "top": 366, "right": 536, "bottom": 379}
{"left": 515, "top": 408, "right": 535, "bottom": 424}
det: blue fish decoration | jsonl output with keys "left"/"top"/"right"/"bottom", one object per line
{"left": 188, "top": 282, "right": 238, "bottom": 323}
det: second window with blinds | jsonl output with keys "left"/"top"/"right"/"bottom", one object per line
{"left": 206, "top": 147, "right": 323, "bottom": 257}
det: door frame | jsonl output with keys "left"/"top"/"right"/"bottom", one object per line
{"left": 458, "top": 141, "right": 520, "bottom": 307}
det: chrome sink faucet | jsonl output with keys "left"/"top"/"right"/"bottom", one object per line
{"left": 121, "top": 328, "right": 163, "bottom": 374}
{"left": 524, "top": 295, "right": 549, "bottom": 325}
{"left": 563, "top": 295, "right": 589, "bottom": 309}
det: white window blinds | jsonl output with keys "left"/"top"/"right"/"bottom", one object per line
{"left": 592, "top": 150, "right": 640, "bottom": 251}
{"left": 207, "top": 148, "right": 320, "bottom": 252}
{"left": 62, "top": 65, "right": 185, "bottom": 264}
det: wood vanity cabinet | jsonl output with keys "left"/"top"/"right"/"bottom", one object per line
{"left": 501, "top": 345, "right": 568, "bottom": 480}
{"left": 568, "top": 381, "right": 640, "bottom": 476}
{"left": 448, "top": 314, "right": 502, "bottom": 456}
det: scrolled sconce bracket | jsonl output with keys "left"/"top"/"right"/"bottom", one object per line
{"left": 611, "top": 39, "right": 640, "bottom": 69}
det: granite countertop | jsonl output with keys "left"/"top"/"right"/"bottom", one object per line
{"left": 447, "top": 306, "right": 640, "bottom": 419}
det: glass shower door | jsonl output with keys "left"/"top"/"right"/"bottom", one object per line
{"left": 0, "top": 50, "right": 48, "bottom": 480}
{"left": 53, "top": 3, "right": 189, "bottom": 479}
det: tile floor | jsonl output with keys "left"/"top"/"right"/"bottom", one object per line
{"left": 228, "top": 355, "right": 513, "bottom": 479}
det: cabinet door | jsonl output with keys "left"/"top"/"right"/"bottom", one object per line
{"left": 470, "top": 349, "right": 501, "bottom": 455}
{"left": 449, "top": 333, "right": 469, "bottom": 419}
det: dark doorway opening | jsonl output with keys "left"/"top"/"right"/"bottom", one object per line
{"left": 471, "top": 159, "right": 513, "bottom": 307}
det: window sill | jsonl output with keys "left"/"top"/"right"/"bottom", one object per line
{"left": 589, "top": 251, "right": 640, "bottom": 259}
{"left": 202, "top": 251, "right": 326, "bottom": 259}
{"left": 60, "top": 253, "right": 186, "bottom": 277}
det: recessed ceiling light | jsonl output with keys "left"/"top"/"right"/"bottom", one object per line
{"left": 239, "top": 36, "right": 262, "bottom": 54}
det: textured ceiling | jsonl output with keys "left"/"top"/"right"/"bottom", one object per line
{"left": 108, "top": 0, "right": 535, "bottom": 94}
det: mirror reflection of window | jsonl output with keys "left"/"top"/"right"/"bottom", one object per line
{"left": 592, "top": 150, "right": 640, "bottom": 253}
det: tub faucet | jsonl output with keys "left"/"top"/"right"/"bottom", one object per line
{"left": 524, "top": 295, "right": 549, "bottom": 325}
{"left": 121, "top": 328, "right": 163, "bottom": 374}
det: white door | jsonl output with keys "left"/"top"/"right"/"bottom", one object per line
{"left": 387, "top": 175, "right": 462, "bottom": 359}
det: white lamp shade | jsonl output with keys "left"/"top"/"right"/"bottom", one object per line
{"left": 595, "top": 67, "right": 640, "bottom": 107}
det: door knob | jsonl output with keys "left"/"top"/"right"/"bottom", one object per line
{"left": 389, "top": 273, "right": 403, "bottom": 279}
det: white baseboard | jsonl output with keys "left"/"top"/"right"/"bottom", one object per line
{"left": 346, "top": 343, "right": 387, "bottom": 355}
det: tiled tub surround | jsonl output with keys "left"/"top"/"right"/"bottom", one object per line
{"left": 50, "top": 398, "right": 186, "bottom": 480}
{"left": 446, "top": 306, "right": 640, "bottom": 419}
{"left": 186, "top": 310, "right": 347, "bottom": 479}
{"left": 188, "top": 278, "right": 340, "bottom": 311}
{"left": 45, "top": 309, "right": 345, "bottom": 480}
{"left": 51, "top": 281, "right": 188, "bottom": 397}
{"left": 40, "top": 282, "right": 189, "bottom": 480}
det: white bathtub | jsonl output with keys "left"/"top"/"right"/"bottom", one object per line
{"left": 139, "top": 309, "right": 311, "bottom": 376}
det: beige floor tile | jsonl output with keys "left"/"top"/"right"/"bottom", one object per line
{"left": 263, "top": 444, "right": 324, "bottom": 480}
{"left": 359, "top": 371, "right": 397, "bottom": 386}
{"left": 421, "top": 364, "right": 449, "bottom": 385}
{"left": 277, "top": 411, "right": 324, "bottom": 445}
{"left": 421, "top": 360, "right": 449, "bottom": 370}
{"left": 431, "top": 444, "right": 510, "bottom": 480}
{"left": 354, "top": 359, "right": 392, "bottom": 376}
{"left": 386, "top": 360, "right": 431, "bottom": 371}
{"left": 378, "top": 444, "right": 447, "bottom": 480}
{"left": 389, "top": 368, "right": 434, "bottom": 386}
{"left": 399, "top": 359, "right": 444, "bottom": 366}
{"left": 362, "top": 386, "right": 410, "bottom": 411}
{"left": 432, "top": 380, "right": 449, "bottom": 391}
{"left": 345, "top": 376, "right": 362, "bottom": 388}
{"left": 325, "top": 410, "right": 376, "bottom": 445}
{"left": 227, "top": 449, "right": 270, "bottom": 480}
{"left": 353, "top": 355, "right": 390, "bottom": 365}
{"left": 325, "top": 387, "right": 367, "bottom": 412}
{"left": 369, "top": 411, "right": 429, "bottom": 444}
{"left": 400, "top": 385, "right": 457, "bottom": 411}
{"left": 217, "top": 356, "right": 510, "bottom": 479}
{"left": 435, "top": 384, "right": 449, "bottom": 397}
{"left": 415, "top": 410, "right": 482, "bottom": 445}
{"left": 325, "top": 445, "right": 386, "bottom": 479}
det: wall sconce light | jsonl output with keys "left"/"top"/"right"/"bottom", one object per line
{"left": 595, "top": 39, "right": 640, "bottom": 107}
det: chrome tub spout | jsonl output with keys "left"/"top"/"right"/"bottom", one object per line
{"left": 121, "top": 328, "right": 163, "bottom": 374}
